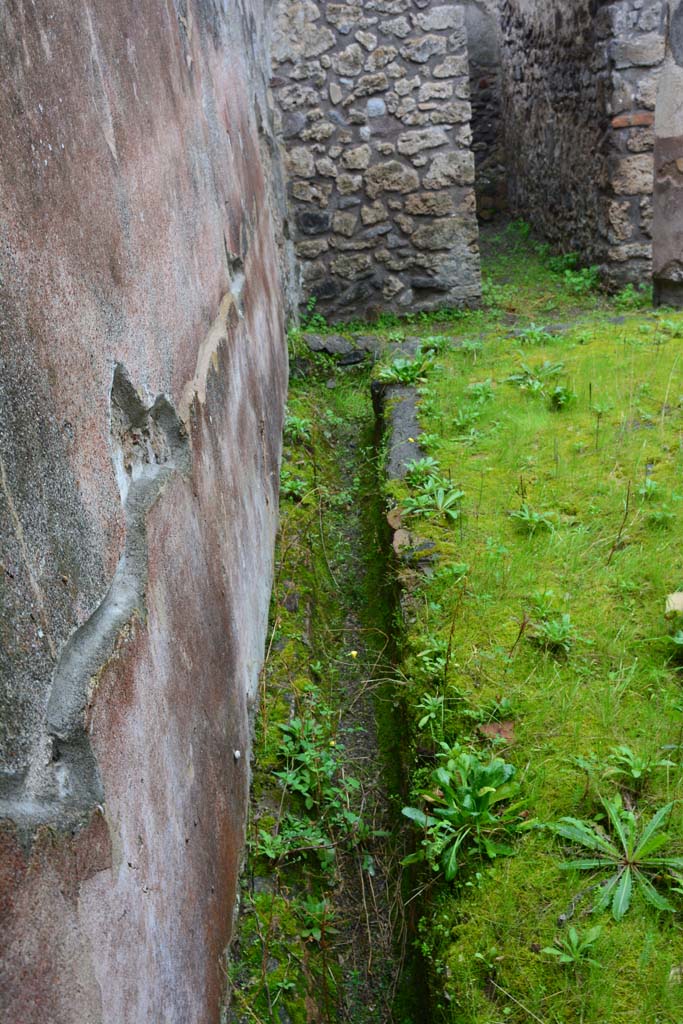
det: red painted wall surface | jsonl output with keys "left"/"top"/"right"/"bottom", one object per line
{"left": 0, "top": 2, "right": 288, "bottom": 1021}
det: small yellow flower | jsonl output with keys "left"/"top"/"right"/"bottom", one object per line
{"left": 408, "top": 437, "right": 415, "bottom": 443}
{"left": 329, "top": 740, "right": 336, "bottom": 746}
{"left": 350, "top": 650, "right": 358, "bottom": 659}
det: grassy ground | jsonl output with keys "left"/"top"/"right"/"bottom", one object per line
{"left": 227, "top": 353, "right": 408, "bottom": 1024}
{"left": 380, "top": 224, "right": 683, "bottom": 1023}
{"left": 231, "top": 222, "right": 683, "bottom": 1024}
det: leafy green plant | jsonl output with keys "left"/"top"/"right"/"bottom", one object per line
{"left": 405, "top": 456, "right": 441, "bottom": 487}
{"left": 298, "top": 896, "right": 338, "bottom": 943}
{"left": 614, "top": 283, "right": 651, "bottom": 310}
{"left": 510, "top": 503, "right": 556, "bottom": 535}
{"left": 548, "top": 252, "right": 579, "bottom": 274}
{"left": 638, "top": 478, "right": 660, "bottom": 501}
{"left": 506, "top": 360, "right": 565, "bottom": 395}
{"left": 412, "top": 638, "right": 448, "bottom": 681}
{"left": 284, "top": 412, "right": 312, "bottom": 444}
{"left": 604, "top": 745, "right": 675, "bottom": 791}
{"left": 515, "top": 323, "right": 557, "bottom": 347}
{"left": 459, "top": 338, "right": 484, "bottom": 357}
{"left": 402, "top": 743, "right": 529, "bottom": 879}
{"left": 648, "top": 506, "right": 675, "bottom": 529}
{"left": 563, "top": 264, "right": 600, "bottom": 295}
{"left": 551, "top": 795, "right": 683, "bottom": 920}
{"left": 376, "top": 353, "right": 434, "bottom": 385}
{"left": 453, "top": 406, "right": 481, "bottom": 434}
{"left": 415, "top": 692, "right": 445, "bottom": 741}
{"left": 531, "top": 613, "right": 578, "bottom": 655}
{"left": 301, "top": 295, "right": 328, "bottom": 331}
{"left": 466, "top": 379, "right": 495, "bottom": 404}
{"left": 280, "top": 468, "right": 308, "bottom": 502}
{"left": 421, "top": 334, "right": 450, "bottom": 354}
{"left": 548, "top": 384, "right": 576, "bottom": 410}
{"left": 402, "top": 479, "right": 465, "bottom": 523}
{"left": 542, "top": 926, "right": 603, "bottom": 970}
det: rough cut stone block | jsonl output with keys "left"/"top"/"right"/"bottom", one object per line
{"left": 361, "top": 200, "right": 388, "bottom": 224}
{"left": 286, "top": 146, "right": 315, "bottom": 177}
{"left": 326, "top": 3, "right": 363, "bottom": 31}
{"left": 342, "top": 144, "right": 372, "bottom": 169}
{"left": 337, "top": 172, "right": 363, "bottom": 194}
{"left": 400, "top": 34, "right": 446, "bottom": 64}
{"left": 429, "top": 101, "right": 470, "bottom": 125}
{"left": 350, "top": 72, "right": 390, "bottom": 96}
{"left": 423, "top": 150, "right": 475, "bottom": 188}
{"left": 396, "top": 127, "right": 449, "bottom": 155}
{"left": 379, "top": 16, "right": 411, "bottom": 38}
{"left": 272, "top": 2, "right": 335, "bottom": 62}
{"left": 356, "top": 30, "right": 377, "bottom": 50}
{"left": 418, "top": 81, "right": 453, "bottom": 103}
{"left": 414, "top": 5, "right": 464, "bottom": 32}
{"left": 330, "top": 252, "right": 373, "bottom": 278}
{"left": 367, "top": 97, "right": 387, "bottom": 117}
{"left": 433, "top": 54, "right": 469, "bottom": 78}
{"left": 365, "top": 45, "right": 399, "bottom": 70}
{"left": 334, "top": 43, "right": 364, "bottom": 75}
{"left": 296, "top": 238, "right": 329, "bottom": 258}
{"left": 364, "top": 160, "right": 420, "bottom": 196}
{"left": 411, "top": 216, "right": 469, "bottom": 250}
{"left": 404, "top": 191, "right": 455, "bottom": 215}
{"left": 611, "top": 154, "right": 655, "bottom": 194}
{"left": 611, "top": 33, "right": 665, "bottom": 69}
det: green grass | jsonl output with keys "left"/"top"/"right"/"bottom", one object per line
{"left": 237, "top": 223, "right": 683, "bottom": 1024}
{"left": 227, "top": 356, "right": 406, "bottom": 1024}
{"left": 385, "top": 227, "right": 683, "bottom": 1023}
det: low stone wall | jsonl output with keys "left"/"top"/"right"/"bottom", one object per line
{"left": 271, "top": 0, "right": 482, "bottom": 320}
{"left": 0, "top": 2, "right": 289, "bottom": 1022}
{"left": 499, "top": 0, "right": 665, "bottom": 286}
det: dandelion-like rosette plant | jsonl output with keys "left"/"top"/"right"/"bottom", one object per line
{"left": 551, "top": 795, "right": 683, "bottom": 921}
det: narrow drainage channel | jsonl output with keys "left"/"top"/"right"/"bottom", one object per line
{"left": 226, "top": 342, "right": 425, "bottom": 1024}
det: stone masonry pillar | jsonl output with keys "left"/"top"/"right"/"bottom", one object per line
{"left": 653, "top": 0, "right": 683, "bottom": 305}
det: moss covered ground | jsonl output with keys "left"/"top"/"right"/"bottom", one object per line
{"left": 230, "top": 223, "right": 683, "bottom": 1024}
{"left": 381, "top": 225, "right": 683, "bottom": 1023}
{"left": 227, "top": 351, "right": 408, "bottom": 1024}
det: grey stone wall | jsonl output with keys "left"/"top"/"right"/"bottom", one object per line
{"left": 271, "top": 0, "right": 482, "bottom": 319}
{"left": 499, "top": 0, "right": 665, "bottom": 286}
{"left": 463, "top": 0, "right": 506, "bottom": 219}
{"left": 653, "top": 0, "right": 683, "bottom": 305}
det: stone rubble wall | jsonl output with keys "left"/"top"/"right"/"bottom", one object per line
{"left": 271, "top": 0, "right": 482, "bottom": 320}
{"left": 0, "top": 2, "right": 289, "bottom": 1022}
{"left": 463, "top": 0, "right": 507, "bottom": 219}
{"left": 499, "top": 0, "right": 665, "bottom": 286}
{"left": 653, "top": 0, "right": 683, "bottom": 305}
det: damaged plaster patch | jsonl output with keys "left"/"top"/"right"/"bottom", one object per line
{"left": 179, "top": 273, "right": 245, "bottom": 422}
{"left": 0, "top": 366, "right": 190, "bottom": 831}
